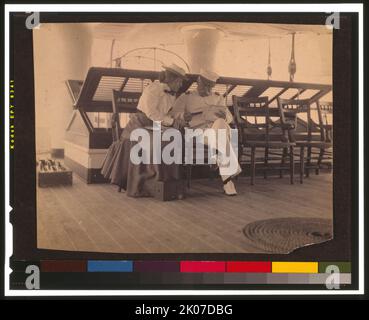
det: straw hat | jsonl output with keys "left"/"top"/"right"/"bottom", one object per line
{"left": 163, "top": 63, "right": 187, "bottom": 79}
{"left": 199, "top": 68, "right": 219, "bottom": 83}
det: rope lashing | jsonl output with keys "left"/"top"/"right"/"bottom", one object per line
{"left": 267, "top": 38, "right": 272, "bottom": 80}
{"left": 288, "top": 33, "right": 297, "bottom": 82}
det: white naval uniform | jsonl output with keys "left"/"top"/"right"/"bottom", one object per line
{"left": 171, "top": 90, "right": 241, "bottom": 180}
{"left": 137, "top": 81, "right": 176, "bottom": 126}
{"left": 170, "top": 90, "right": 233, "bottom": 128}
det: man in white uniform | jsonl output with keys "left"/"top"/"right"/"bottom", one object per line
{"left": 171, "top": 69, "right": 241, "bottom": 195}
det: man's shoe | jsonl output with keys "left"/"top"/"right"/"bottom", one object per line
{"left": 223, "top": 179, "right": 237, "bottom": 196}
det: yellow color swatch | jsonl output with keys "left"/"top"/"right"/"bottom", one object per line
{"left": 272, "top": 262, "right": 318, "bottom": 273}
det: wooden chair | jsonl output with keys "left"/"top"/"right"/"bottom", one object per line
{"left": 111, "top": 89, "right": 124, "bottom": 142}
{"left": 183, "top": 133, "right": 218, "bottom": 189}
{"left": 111, "top": 89, "right": 137, "bottom": 192}
{"left": 233, "top": 96, "right": 295, "bottom": 185}
{"left": 277, "top": 98, "right": 332, "bottom": 183}
{"left": 315, "top": 101, "right": 333, "bottom": 172}
{"left": 111, "top": 88, "right": 142, "bottom": 139}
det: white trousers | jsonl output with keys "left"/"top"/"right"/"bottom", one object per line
{"left": 204, "top": 118, "right": 242, "bottom": 181}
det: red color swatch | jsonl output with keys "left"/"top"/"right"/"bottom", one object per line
{"left": 180, "top": 261, "right": 226, "bottom": 273}
{"left": 226, "top": 261, "right": 271, "bottom": 273}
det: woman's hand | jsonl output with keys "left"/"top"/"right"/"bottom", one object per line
{"left": 172, "top": 119, "right": 187, "bottom": 130}
{"left": 214, "top": 110, "right": 226, "bottom": 119}
{"left": 184, "top": 111, "right": 192, "bottom": 122}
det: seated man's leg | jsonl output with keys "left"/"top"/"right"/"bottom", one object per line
{"left": 210, "top": 119, "right": 241, "bottom": 181}
{"left": 204, "top": 118, "right": 241, "bottom": 196}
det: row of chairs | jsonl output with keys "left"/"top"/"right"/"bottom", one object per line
{"left": 233, "top": 96, "right": 333, "bottom": 185}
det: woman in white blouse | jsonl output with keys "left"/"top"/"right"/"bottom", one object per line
{"left": 101, "top": 64, "right": 188, "bottom": 197}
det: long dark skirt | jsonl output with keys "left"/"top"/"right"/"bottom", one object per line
{"left": 101, "top": 112, "right": 181, "bottom": 197}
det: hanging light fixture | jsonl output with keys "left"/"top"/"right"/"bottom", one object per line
{"left": 288, "top": 32, "right": 297, "bottom": 82}
{"left": 267, "top": 38, "right": 272, "bottom": 80}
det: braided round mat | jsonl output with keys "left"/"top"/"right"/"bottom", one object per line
{"left": 243, "top": 217, "right": 333, "bottom": 254}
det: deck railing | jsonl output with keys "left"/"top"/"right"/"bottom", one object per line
{"left": 71, "top": 67, "right": 332, "bottom": 115}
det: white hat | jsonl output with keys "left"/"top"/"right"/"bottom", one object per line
{"left": 163, "top": 63, "right": 187, "bottom": 79}
{"left": 199, "top": 68, "right": 219, "bottom": 83}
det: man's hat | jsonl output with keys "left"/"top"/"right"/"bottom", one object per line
{"left": 163, "top": 63, "right": 187, "bottom": 79}
{"left": 199, "top": 68, "right": 219, "bottom": 83}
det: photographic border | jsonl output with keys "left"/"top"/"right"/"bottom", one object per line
{"left": 3, "top": 3, "right": 365, "bottom": 296}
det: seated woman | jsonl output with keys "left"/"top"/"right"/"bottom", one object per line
{"left": 101, "top": 63, "right": 187, "bottom": 197}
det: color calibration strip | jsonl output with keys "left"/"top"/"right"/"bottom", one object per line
{"left": 39, "top": 260, "right": 351, "bottom": 273}
{"left": 34, "top": 260, "right": 352, "bottom": 285}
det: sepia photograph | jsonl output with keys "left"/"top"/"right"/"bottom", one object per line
{"left": 33, "top": 21, "right": 334, "bottom": 254}
{"left": 5, "top": 2, "right": 365, "bottom": 297}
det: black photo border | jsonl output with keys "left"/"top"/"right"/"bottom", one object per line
{"left": 3, "top": 5, "right": 365, "bottom": 296}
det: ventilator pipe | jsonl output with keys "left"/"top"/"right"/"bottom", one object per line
{"left": 181, "top": 25, "right": 224, "bottom": 73}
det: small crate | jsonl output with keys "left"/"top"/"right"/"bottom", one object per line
{"left": 146, "top": 180, "right": 186, "bottom": 201}
{"left": 37, "top": 160, "right": 73, "bottom": 188}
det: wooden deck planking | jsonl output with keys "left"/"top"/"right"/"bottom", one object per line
{"left": 38, "top": 187, "right": 98, "bottom": 251}
{"left": 37, "top": 173, "right": 333, "bottom": 253}
{"left": 70, "top": 183, "right": 175, "bottom": 253}
{"left": 71, "top": 185, "right": 151, "bottom": 253}
{"left": 50, "top": 186, "right": 125, "bottom": 253}
{"left": 37, "top": 199, "right": 77, "bottom": 251}
{"left": 94, "top": 183, "right": 222, "bottom": 253}
{"left": 95, "top": 184, "right": 233, "bottom": 252}
{"left": 146, "top": 199, "right": 250, "bottom": 252}
{"left": 95, "top": 189, "right": 202, "bottom": 253}
{"left": 192, "top": 178, "right": 330, "bottom": 223}
{"left": 58, "top": 185, "right": 145, "bottom": 253}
